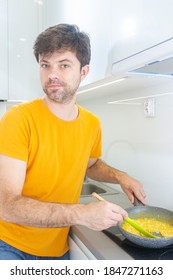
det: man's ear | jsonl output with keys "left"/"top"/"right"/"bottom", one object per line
{"left": 80, "top": 65, "right": 90, "bottom": 81}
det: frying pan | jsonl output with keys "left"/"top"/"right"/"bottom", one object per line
{"left": 118, "top": 198, "right": 173, "bottom": 248}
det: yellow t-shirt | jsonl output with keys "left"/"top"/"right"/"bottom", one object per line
{"left": 0, "top": 98, "right": 102, "bottom": 256}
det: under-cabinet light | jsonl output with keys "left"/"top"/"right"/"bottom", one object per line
{"left": 107, "top": 91, "right": 173, "bottom": 104}
{"left": 107, "top": 102, "right": 141, "bottom": 105}
{"left": 77, "top": 78, "right": 125, "bottom": 95}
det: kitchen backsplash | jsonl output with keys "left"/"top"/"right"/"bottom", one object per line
{"left": 78, "top": 87, "right": 173, "bottom": 211}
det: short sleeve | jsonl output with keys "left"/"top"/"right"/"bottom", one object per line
{"left": 0, "top": 107, "right": 30, "bottom": 161}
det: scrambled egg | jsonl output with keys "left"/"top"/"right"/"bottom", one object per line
{"left": 122, "top": 218, "right": 173, "bottom": 238}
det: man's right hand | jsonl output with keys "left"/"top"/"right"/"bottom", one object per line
{"left": 78, "top": 201, "right": 128, "bottom": 231}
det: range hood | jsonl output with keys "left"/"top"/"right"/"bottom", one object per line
{"left": 112, "top": 37, "right": 173, "bottom": 77}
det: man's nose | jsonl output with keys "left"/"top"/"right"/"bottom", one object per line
{"left": 48, "top": 72, "right": 60, "bottom": 80}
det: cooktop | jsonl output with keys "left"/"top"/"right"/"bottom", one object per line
{"left": 103, "top": 226, "right": 173, "bottom": 260}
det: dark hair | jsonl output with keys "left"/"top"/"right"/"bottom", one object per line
{"left": 33, "top": 24, "right": 91, "bottom": 67}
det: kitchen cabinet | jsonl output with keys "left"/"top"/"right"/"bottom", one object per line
{"left": 0, "top": 0, "right": 8, "bottom": 100}
{"left": 3, "top": 0, "right": 173, "bottom": 101}
{"left": 42, "top": 0, "right": 173, "bottom": 89}
{"left": 8, "top": 0, "right": 43, "bottom": 101}
{"left": 111, "top": 0, "right": 173, "bottom": 62}
{"left": 69, "top": 236, "right": 96, "bottom": 260}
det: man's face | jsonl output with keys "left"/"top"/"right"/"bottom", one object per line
{"left": 39, "top": 50, "right": 89, "bottom": 104}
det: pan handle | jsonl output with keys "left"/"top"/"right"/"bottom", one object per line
{"left": 134, "top": 196, "right": 145, "bottom": 206}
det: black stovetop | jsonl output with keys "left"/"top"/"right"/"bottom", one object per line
{"left": 103, "top": 226, "right": 173, "bottom": 260}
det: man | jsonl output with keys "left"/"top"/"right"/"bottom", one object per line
{"left": 0, "top": 24, "right": 146, "bottom": 260}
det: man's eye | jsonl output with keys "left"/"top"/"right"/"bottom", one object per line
{"left": 41, "top": 64, "right": 48, "bottom": 68}
{"left": 61, "top": 64, "right": 69, "bottom": 69}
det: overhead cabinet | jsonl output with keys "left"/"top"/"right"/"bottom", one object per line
{"left": 8, "top": 0, "right": 43, "bottom": 101}
{"left": 111, "top": 0, "right": 173, "bottom": 63}
{"left": 43, "top": 0, "right": 173, "bottom": 89}
{"left": 0, "top": 0, "right": 43, "bottom": 101}
{"left": 0, "top": 0, "right": 8, "bottom": 100}
{"left": 2, "top": 0, "right": 173, "bottom": 101}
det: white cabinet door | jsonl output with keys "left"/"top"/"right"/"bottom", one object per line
{"left": 69, "top": 236, "right": 97, "bottom": 260}
{"left": 0, "top": 0, "right": 8, "bottom": 100}
{"left": 69, "top": 237, "right": 89, "bottom": 260}
{"left": 111, "top": 0, "right": 173, "bottom": 62}
{"left": 8, "top": 0, "right": 43, "bottom": 101}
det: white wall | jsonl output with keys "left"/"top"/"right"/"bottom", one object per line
{"left": 78, "top": 84, "right": 173, "bottom": 211}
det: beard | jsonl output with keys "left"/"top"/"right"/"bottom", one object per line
{"left": 43, "top": 79, "right": 80, "bottom": 104}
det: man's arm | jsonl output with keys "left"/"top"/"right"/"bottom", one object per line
{"left": 0, "top": 154, "right": 127, "bottom": 230}
{"left": 86, "top": 158, "right": 146, "bottom": 205}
